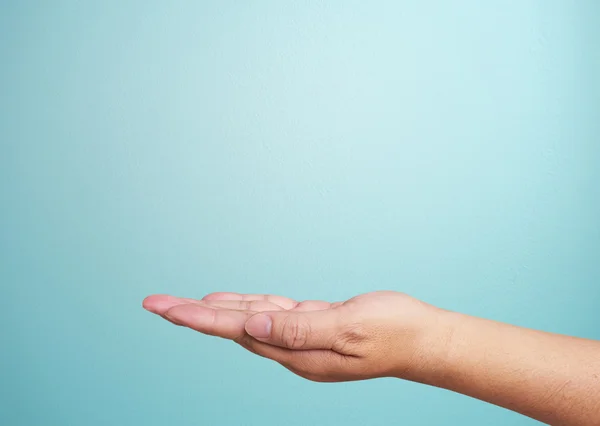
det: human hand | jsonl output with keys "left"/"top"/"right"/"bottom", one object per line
{"left": 144, "top": 291, "right": 600, "bottom": 424}
{"left": 143, "top": 291, "right": 448, "bottom": 382}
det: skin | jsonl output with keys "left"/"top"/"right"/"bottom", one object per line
{"left": 142, "top": 291, "right": 600, "bottom": 425}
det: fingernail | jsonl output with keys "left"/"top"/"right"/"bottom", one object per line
{"left": 245, "top": 314, "right": 272, "bottom": 338}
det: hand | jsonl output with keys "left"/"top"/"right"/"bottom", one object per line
{"left": 143, "top": 291, "right": 447, "bottom": 382}
{"left": 144, "top": 292, "right": 600, "bottom": 424}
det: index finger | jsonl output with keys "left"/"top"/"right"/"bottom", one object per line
{"left": 164, "top": 304, "right": 253, "bottom": 340}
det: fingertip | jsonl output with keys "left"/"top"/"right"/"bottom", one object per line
{"left": 142, "top": 294, "right": 193, "bottom": 315}
{"left": 163, "top": 304, "right": 190, "bottom": 325}
{"left": 202, "top": 292, "right": 240, "bottom": 301}
{"left": 164, "top": 304, "right": 217, "bottom": 330}
{"left": 142, "top": 294, "right": 166, "bottom": 313}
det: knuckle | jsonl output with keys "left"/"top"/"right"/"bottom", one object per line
{"left": 280, "top": 315, "right": 310, "bottom": 349}
{"left": 333, "top": 322, "right": 368, "bottom": 354}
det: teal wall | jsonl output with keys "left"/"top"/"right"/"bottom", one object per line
{"left": 2, "top": 1, "right": 598, "bottom": 425}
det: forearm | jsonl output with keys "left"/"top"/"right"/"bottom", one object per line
{"left": 412, "top": 310, "right": 600, "bottom": 425}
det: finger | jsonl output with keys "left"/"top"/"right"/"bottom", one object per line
{"left": 142, "top": 294, "right": 199, "bottom": 315}
{"left": 201, "top": 300, "right": 285, "bottom": 312}
{"left": 291, "top": 300, "right": 332, "bottom": 312}
{"left": 164, "top": 304, "right": 253, "bottom": 340}
{"left": 245, "top": 309, "right": 341, "bottom": 350}
{"left": 202, "top": 292, "right": 298, "bottom": 310}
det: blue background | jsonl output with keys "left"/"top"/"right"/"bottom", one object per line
{"left": 1, "top": 1, "right": 598, "bottom": 425}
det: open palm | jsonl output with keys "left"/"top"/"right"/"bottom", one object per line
{"left": 143, "top": 291, "right": 439, "bottom": 382}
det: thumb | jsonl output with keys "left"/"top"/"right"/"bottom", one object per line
{"left": 245, "top": 309, "right": 341, "bottom": 350}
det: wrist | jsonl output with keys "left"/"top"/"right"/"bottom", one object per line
{"left": 392, "top": 305, "right": 462, "bottom": 385}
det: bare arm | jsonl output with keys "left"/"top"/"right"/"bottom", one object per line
{"left": 143, "top": 291, "right": 600, "bottom": 425}
{"left": 419, "top": 311, "right": 600, "bottom": 425}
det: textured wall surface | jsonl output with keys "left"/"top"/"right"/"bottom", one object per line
{"left": 1, "top": 1, "right": 599, "bottom": 425}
